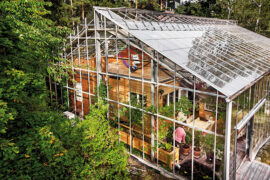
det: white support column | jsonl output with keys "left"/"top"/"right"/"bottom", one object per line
{"left": 151, "top": 52, "right": 157, "bottom": 161}
{"left": 85, "top": 17, "right": 91, "bottom": 106}
{"left": 77, "top": 25, "right": 84, "bottom": 117}
{"left": 94, "top": 10, "right": 102, "bottom": 88}
{"left": 224, "top": 100, "right": 233, "bottom": 180}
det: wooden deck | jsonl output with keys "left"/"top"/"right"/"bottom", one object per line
{"left": 238, "top": 161, "right": 270, "bottom": 180}
{"left": 108, "top": 60, "right": 173, "bottom": 81}
{"left": 229, "top": 138, "right": 247, "bottom": 179}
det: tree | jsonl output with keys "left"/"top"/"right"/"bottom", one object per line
{"left": 175, "top": 0, "right": 270, "bottom": 37}
{"left": 46, "top": 0, "right": 78, "bottom": 28}
{"left": 175, "top": 0, "right": 224, "bottom": 18}
{"left": 0, "top": 0, "right": 68, "bottom": 178}
{"left": 136, "top": 0, "right": 159, "bottom": 11}
{"left": 61, "top": 99, "right": 129, "bottom": 179}
{"left": 0, "top": 1, "right": 129, "bottom": 179}
{"left": 232, "top": 0, "right": 270, "bottom": 34}
{"left": 50, "top": 0, "right": 131, "bottom": 28}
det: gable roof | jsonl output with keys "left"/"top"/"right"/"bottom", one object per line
{"left": 94, "top": 7, "right": 270, "bottom": 98}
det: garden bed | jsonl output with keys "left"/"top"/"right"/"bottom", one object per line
{"left": 119, "top": 130, "right": 179, "bottom": 169}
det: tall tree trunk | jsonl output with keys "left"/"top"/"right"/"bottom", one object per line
{"left": 255, "top": 0, "right": 262, "bottom": 32}
{"left": 160, "top": 0, "right": 163, "bottom": 11}
{"left": 71, "top": 0, "right": 74, "bottom": 27}
{"left": 227, "top": 0, "right": 233, "bottom": 19}
{"left": 82, "top": 4, "right": 85, "bottom": 20}
{"left": 136, "top": 0, "right": 138, "bottom": 9}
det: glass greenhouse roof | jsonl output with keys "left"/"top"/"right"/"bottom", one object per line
{"left": 95, "top": 7, "right": 270, "bottom": 98}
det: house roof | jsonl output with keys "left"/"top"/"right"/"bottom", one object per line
{"left": 94, "top": 7, "right": 270, "bottom": 98}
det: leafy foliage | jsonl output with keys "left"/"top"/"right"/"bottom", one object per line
{"left": 159, "top": 96, "right": 193, "bottom": 117}
{"left": 136, "top": 0, "right": 159, "bottom": 11}
{"left": 194, "top": 130, "right": 202, "bottom": 148}
{"left": 94, "top": 80, "right": 110, "bottom": 103}
{"left": 201, "top": 133, "right": 224, "bottom": 159}
{"left": 185, "top": 131, "right": 192, "bottom": 145}
{"left": 50, "top": 0, "right": 131, "bottom": 28}
{"left": 120, "top": 94, "right": 143, "bottom": 129}
{"left": 57, "top": 99, "right": 129, "bottom": 179}
{"left": 0, "top": 1, "right": 128, "bottom": 179}
{"left": 175, "top": 0, "right": 270, "bottom": 37}
{"left": 0, "top": 1, "right": 68, "bottom": 178}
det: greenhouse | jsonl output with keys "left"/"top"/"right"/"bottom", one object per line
{"left": 53, "top": 7, "right": 270, "bottom": 180}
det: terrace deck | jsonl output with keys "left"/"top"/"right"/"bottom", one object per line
{"left": 108, "top": 60, "right": 173, "bottom": 82}
{"left": 238, "top": 161, "right": 270, "bottom": 180}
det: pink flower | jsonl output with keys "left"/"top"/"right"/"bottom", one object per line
{"left": 203, "top": 131, "right": 207, "bottom": 135}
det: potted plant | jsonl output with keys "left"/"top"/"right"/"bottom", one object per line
{"left": 183, "top": 131, "right": 192, "bottom": 155}
{"left": 202, "top": 133, "right": 224, "bottom": 165}
{"left": 214, "top": 137, "right": 224, "bottom": 171}
{"left": 194, "top": 130, "right": 202, "bottom": 159}
{"left": 202, "top": 133, "right": 214, "bottom": 163}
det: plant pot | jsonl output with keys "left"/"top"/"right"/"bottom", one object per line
{"left": 194, "top": 147, "right": 201, "bottom": 159}
{"left": 183, "top": 144, "right": 190, "bottom": 156}
{"left": 206, "top": 152, "right": 214, "bottom": 163}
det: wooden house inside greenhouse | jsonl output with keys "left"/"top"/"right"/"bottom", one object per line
{"left": 52, "top": 7, "right": 270, "bottom": 180}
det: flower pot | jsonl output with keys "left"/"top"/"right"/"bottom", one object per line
{"left": 183, "top": 144, "right": 190, "bottom": 156}
{"left": 194, "top": 147, "right": 201, "bottom": 159}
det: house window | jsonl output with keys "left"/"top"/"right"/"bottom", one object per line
{"left": 163, "top": 90, "right": 180, "bottom": 106}
{"left": 75, "top": 82, "right": 83, "bottom": 102}
{"left": 130, "top": 92, "right": 147, "bottom": 107}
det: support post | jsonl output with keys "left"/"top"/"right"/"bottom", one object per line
{"left": 94, "top": 10, "right": 102, "bottom": 88}
{"left": 224, "top": 100, "right": 232, "bottom": 180}
{"left": 248, "top": 116, "right": 254, "bottom": 160}
{"left": 151, "top": 52, "right": 157, "bottom": 161}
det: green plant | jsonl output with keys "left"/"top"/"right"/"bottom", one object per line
{"left": 202, "top": 133, "right": 214, "bottom": 153}
{"left": 94, "top": 80, "right": 111, "bottom": 103}
{"left": 145, "top": 105, "right": 157, "bottom": 114}
{"left": 194, "top": 130, "right": 201, "bottom": 150}
{"left": 166, "top": 124, "right": 174, "bottom": 144}
{"left": 155, "top": 120, "right": 172, "bottom": 152}
{"left": 70, "top": 98, "right": 129, "bottom": 179}
{"left": 159, "top": 96, "right": 193, "bottom": 118}
{"left": 201, "top": 133, "right": 224, "bottom": 159}
{"left": 185, "top": 131, "right": 192, "bottom": 146}
{"left": 120, "top": 94, "right": 143, "bottom": 128}
{"left": 165, "top": 143, "right": 172, "bottom": 151}
{"left": 159, "top": 104, "right": 174, "bottom": 117}
{"left": 175, "top": 96, "right": 193, "bottom": 116}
